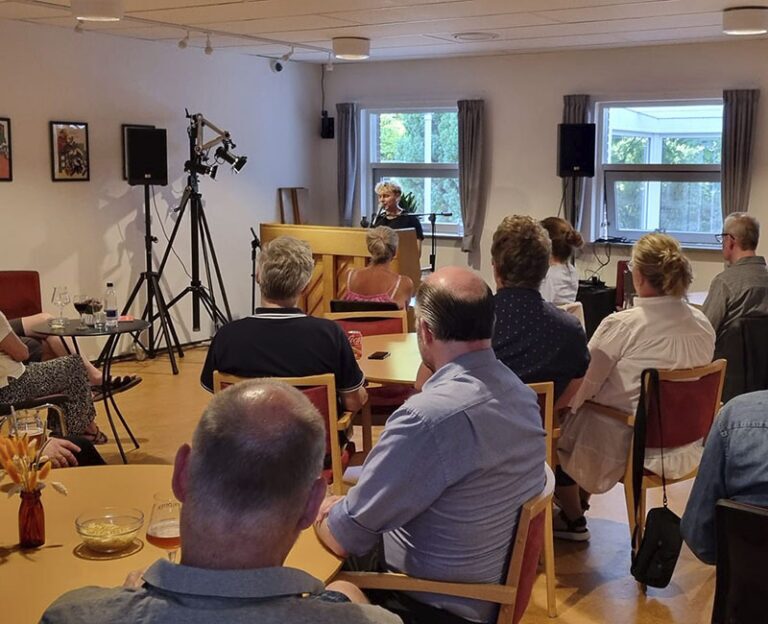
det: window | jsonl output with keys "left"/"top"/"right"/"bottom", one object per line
{"left": 362, "top": 107, "right": 461, "bottom": 235}
{"left": 596, "top": 101, "right": 723, "bottom": 246}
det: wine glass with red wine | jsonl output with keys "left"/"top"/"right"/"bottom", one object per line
{"left": 147, "top": 493, "right": 181, "bottom": 562}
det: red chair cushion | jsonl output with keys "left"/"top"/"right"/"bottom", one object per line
{"left": 645, "top": 371, "right": 721, "bottom": 448}
{"left": 513, "top": 511, "right": 545, "bottom": 624}
{"left": 0, "top": 271, "right": 42, "bottom": 319}
{"left": 335, "top": 317, "right": 403, "bottom": 337}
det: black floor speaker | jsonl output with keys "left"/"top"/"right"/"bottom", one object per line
{"left": 126, "top": 127, "right": 167, "bottom": 186}
{"left": 557, "top": 123, "right": 595, "bottom": 178}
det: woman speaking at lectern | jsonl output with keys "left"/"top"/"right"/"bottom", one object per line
{"left": 371, "top": 181, "right": 424, "bottom": 253}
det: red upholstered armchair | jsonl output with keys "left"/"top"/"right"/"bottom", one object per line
{"left": 0, "top": 271, "right": 43, "bottom": 320}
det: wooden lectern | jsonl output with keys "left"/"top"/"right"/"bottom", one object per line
{"left": 260, "top": 224, "right": 421, "bottom": 317}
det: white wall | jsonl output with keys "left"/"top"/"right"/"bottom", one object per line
{"left": 0, "top": 20, "right": 322, "bottom": 356}
{"left": 318, "top": 39, "right": 768, "bottom": 291}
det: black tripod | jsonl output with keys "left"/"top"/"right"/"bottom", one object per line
{"left": 120, "top": 185, "right": 184, "bottom": 374}
{"left": 412, "top": 211, "right": 452, "bottom": 273}
{"left": 159, "top": 167, "right": 231, "bottom": 333}
{"left": 250, "top": 227, "right": 261, "bottom": 315}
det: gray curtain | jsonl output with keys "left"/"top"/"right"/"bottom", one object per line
{"left": 722, "top": 89, "right": 760, "bottom": 218}
{"left": 336, "top": 102, "right": 359, "bottom": 226}
{"left": 458, "top": 99, "right": 486, "bottom": 252}
{"left": 561, "top": 94, "right": 591, "bottom": 229}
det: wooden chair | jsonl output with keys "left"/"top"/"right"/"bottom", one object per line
{"left": 330, "top": 300, "right": 400, "bottom": 313}
{"left": 0, "top": 397, "right": 68, "bottom": 437}
{"left": 0, "top": 270, "right": 42, "bottom": 319}
{"left": 324, "top": 310, "right": 408, "bottom": 336}
{"left": 212, "top": 371, "right": 368, "bottom": 495}
{"left": 556, "top": 301, "right": 586, "bottom": 329}
{"left": 337, "top": 464, "right": 555, "bottom": 624}
{"left": 583, "top": 359, "right": 726, "bottom": 542}
{"left": 712, "top": 499, "right": 768, "bottom": 624}
{"left": 527, "top": 382, "right": 557, "bottom": 618}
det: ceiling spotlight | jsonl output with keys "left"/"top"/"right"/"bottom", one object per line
{"left": 332, "top": 37, "right": 370, "bottom": 60}
{"left": 281, "top": 46, "right": 295, "bottom": 62}
{"left": 723, "top": 6, "right": 768, "bottom": 35}
{"left": 204, "top": 34, "right": 213, "bottom": 55}
{"left": 74, "top": 20, "right": 84, "bottom": 34}
{"left": 71, "top": 0, "right": 123, "bottom": 22}
{"left": 178, "top": 32, "right": 189, "bottom": 49}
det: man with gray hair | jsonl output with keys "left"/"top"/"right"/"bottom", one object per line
{"left": 200, "top": 236, "right": 367, "bottom": 413}
{"left": 41, "top": 381, "right": 400, "bottom": 623}
{"left": 702, "top": 212, "right": 768, "bottom": 335}
{"left": 315, "top": 267, "right": 546, "bottom": 624}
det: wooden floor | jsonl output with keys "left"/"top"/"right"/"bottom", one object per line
{"left": 103, "top": 346, "right": 715, "bottom": 624}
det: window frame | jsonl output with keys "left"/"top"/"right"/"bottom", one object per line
{"left": 594, "top": 98, "right": 724, "bottom": 247}
{"left": 361, "top": 105, "right": 461, "bottom": 236}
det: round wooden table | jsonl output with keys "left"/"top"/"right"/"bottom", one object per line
{"left": 0, "top": 465, "right": 341, "bottom": 623}
{"left": 360, "top": 332, "right": 420, "bottom": 385}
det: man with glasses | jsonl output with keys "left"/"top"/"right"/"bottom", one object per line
{"left": 703, "top": 212, "right": 768, "bottom": 335}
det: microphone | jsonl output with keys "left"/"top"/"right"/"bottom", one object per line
{"left": 371, "top": 205, "right": 387, "bottom": 227}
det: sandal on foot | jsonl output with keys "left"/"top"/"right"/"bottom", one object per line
{"left": 82, "top": 428, "right": 108, "bottom": 445}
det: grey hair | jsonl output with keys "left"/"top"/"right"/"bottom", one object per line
{"left": 415, "top": 279, "right": 495, "bottom": 342}
{"left": 725, "top": 212, "right": 760, "bottom": 251}
{"left": 374, "top": 181, "right": 402, "bottom": 197}
{"left": 367, "top": 226, "right": 398, "bottom": 264}
{"left": 258, "top": 236, "right": 314, "bottom": 301}
{"left": 186, "top": 380, "right": 325, "bottom": 523}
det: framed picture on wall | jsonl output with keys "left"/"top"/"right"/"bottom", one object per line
{"left": 121, "top": 123, "right": 154, "bottom": 180}
{"left": 0, "top": 118, "right": 11, "bottom": 182}
{"left": 50, "top": 121, "right": 89, "bottom": 181}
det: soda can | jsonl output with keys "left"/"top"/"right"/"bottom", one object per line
{"left": 347, "top": 330, "right": 363, "bottom": 359}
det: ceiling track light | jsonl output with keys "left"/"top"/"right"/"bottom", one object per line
{"left": 71, "top": 0, "right": 123, "bottom": 22}
{"left": 332, "top": 37, "right": 370, "bottom": 60}
{"left": 205, "top": 34, "right": 213, "bottom": 55}
{"left": 178, "top": 31, "right": 189, "bottom": 49}
{"left": 723, "top": 6, "right": 768, "bottom": 35}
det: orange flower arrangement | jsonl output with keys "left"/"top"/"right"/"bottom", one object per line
{"left": 0, "top": 434, "right": 67, "bottom": 496}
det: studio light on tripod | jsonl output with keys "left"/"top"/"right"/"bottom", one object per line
{"left": 215, "top": 145, "right": 247, "bottom": 173}
{"left": 187, "top": 160, "right": 218, "bottom": 179}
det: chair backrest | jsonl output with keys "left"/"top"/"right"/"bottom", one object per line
{"left": 501, "top": 464, "right": 555, "bottom": 624}
{"left": 330, "top": 299, "right": 400, "bottom": 313}
{"left": 642, "top": 360, "right": 726, "bottom": 449}
{"left": 325, "top": 310, "right": 407, "bottom": 337}
{"left": 712, "top": 499, "right": 768, "bottom": 624}
{"left": 556, "top": 301, "right": 586, "bottom": 329}
{"left": 212, "top": 371, "right": 337, "bottom": 456}
{"left": 527, "top": 382, "right": 555, "bottom": 469}
{"left": 0, "top": 271, "right": 42, "bottom": 319}
{"left": 716, "top": 315, "right": 768, "bottom": 403}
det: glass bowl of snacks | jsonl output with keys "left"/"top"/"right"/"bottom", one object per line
{"left": 76, "top": 507, "right": 144, "bottom": 553}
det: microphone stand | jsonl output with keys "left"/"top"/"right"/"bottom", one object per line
{"left": 250, "top": 227, "right": 261, "bottom": 315}
{"left": 412, "top": 212, "right": 452, "bottom": 273}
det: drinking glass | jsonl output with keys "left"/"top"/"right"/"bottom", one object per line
{"left": 146, "top": 493, "right": 181, "bottom": 562}
{"left": 73, "top": 294, "right": 91, "bottom": 328}
{"left": 50, "top": 287, "right": 70, "bottom": 329}
{"left": 9, "top": 407, "right": 46, "bottom": 449}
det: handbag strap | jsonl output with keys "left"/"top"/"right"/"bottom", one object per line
{"left": 631, "top": 368, "right": 669, "bottom": 554}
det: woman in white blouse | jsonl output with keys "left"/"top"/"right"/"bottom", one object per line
{"left": 554, "top": 233, "right": 715, "bottom": 541}
{"left": 539, "top": 217, "right": 583, "bottom": 304}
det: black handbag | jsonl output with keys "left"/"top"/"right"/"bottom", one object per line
{"left": 629, "top": 368, "right": 683, "bottom": 588}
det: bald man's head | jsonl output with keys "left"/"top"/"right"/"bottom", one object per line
{"left": 185, "top": 380, "right": 325, "bottom": 524}
{"left": 416, "top": 267, "right": 495, "bottom": 341}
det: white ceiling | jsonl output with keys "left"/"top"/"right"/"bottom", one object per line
{"left": 1, "top": 0, "right": 764, "bottom": 63}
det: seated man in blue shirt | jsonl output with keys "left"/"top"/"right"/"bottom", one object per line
{"left": 42, "top": 380, "right": 400, "bottom": 624}
{"left": 681, "top": 390, "right": 768, "bottom": 564}
{"left": 491, "top": 215, "right": 589, "bottom": 404}
{"left": 315, "top": 267, "right": 547, "bottom": 624}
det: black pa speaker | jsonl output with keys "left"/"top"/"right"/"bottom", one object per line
{"left": 127, "top": 127, "right": 167, "bottom": 186}
{"left": 557, "top": 123, "right": 595, "bottom": 178}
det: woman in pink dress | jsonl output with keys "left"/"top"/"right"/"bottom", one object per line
{"left": 344, "top": 227, "right": 414, "bottom": 310}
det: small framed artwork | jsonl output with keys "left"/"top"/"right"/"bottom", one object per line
{"left": 121, "top": 123, "right": 154, "bottom": 180}
{"left": 0, "top": 118, "right": 11, "bottom": 182}
{"left": 50, "top": 121, "right": 89, "bottom": 181}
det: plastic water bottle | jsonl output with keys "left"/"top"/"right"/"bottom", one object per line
{"left": 104, "top": 282, "right": 119, "bottom": 329}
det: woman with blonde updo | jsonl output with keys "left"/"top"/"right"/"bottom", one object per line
{"left": 553, "top": 233, "right": 715, "bottom": 541}
{"left": 539, "top": 216, "right": 584, "bottom": 303}
{"left": 343, "top": 226, "right": 414, "bottom": 309}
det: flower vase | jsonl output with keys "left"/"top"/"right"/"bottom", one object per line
{"left": 19, "top": 490, "right": 45, "bottom": 548}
